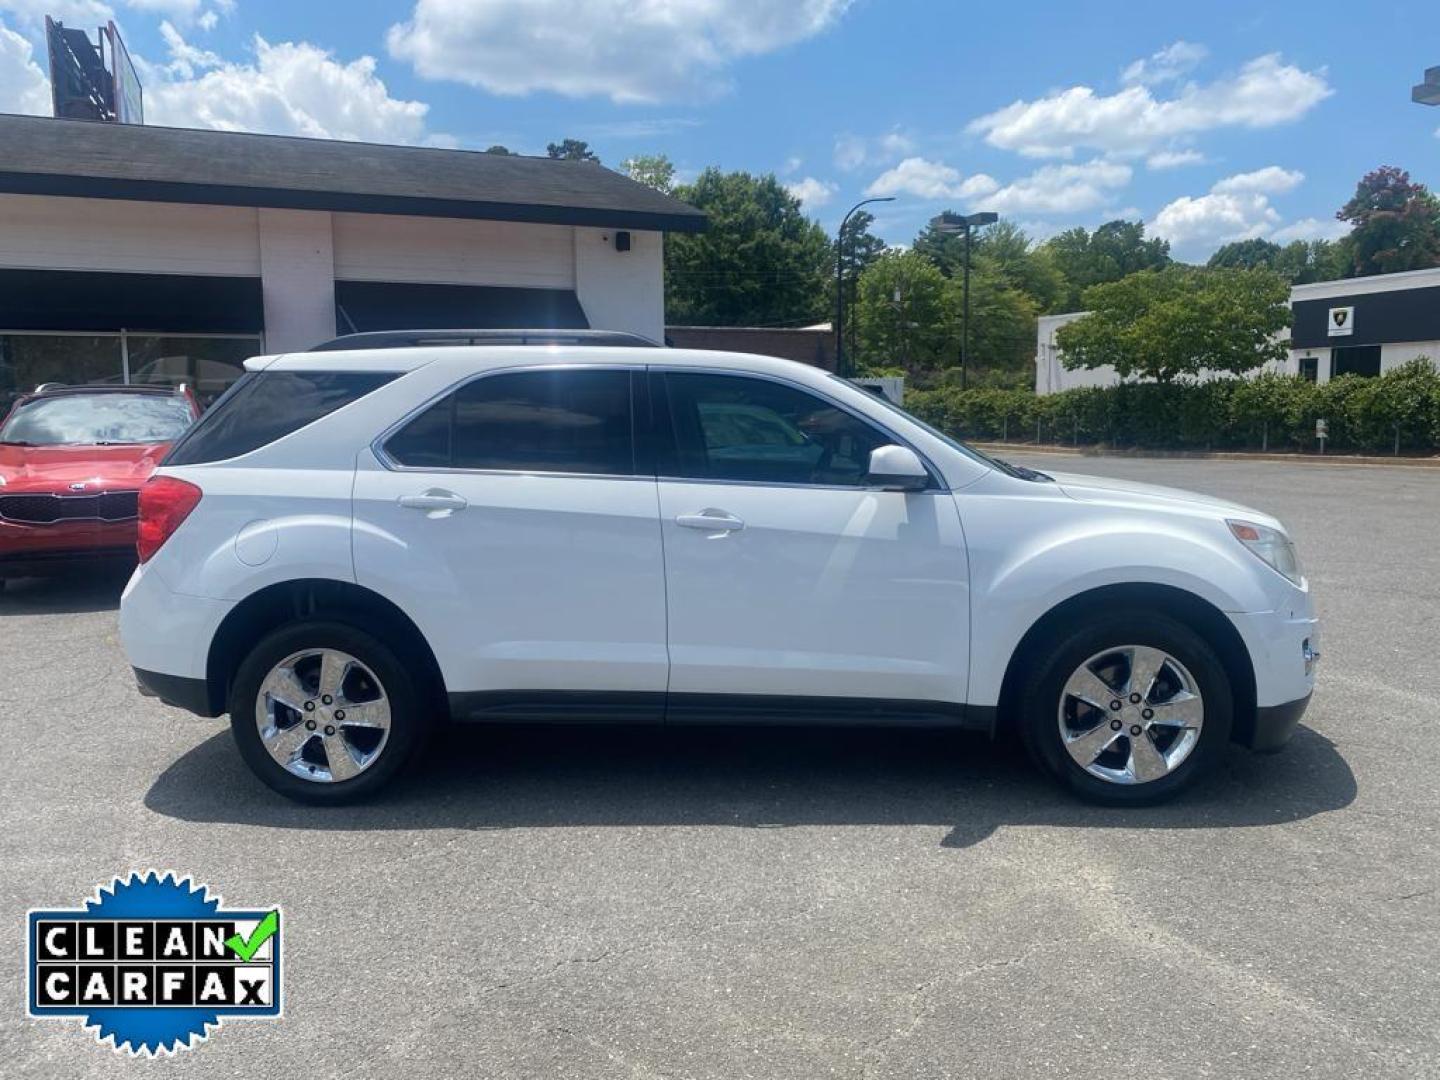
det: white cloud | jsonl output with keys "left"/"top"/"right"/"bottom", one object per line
{"left": 1122, "top": 41, "right": 1207, "bottom": 86}
{"left": 982, "top": 159, "right": 1133, "bottom": 215}
{"left": 1211, "top": 165, "right": 1304, "bottom": 194}
{"left": 1152, "top": 166, "right": 1306, "bottom": 252}
{"left": 388, "top": 0, "right": 852, "bottom": 104}
{"left": 969, "top": 53, "right": 1332, "bottom": 158}
{"left": 864, "top": 156, "right": 998, "bottom": 200}
{"left": 1271, "top": 217, "right": 1349, "bottom": 243}
{"left": 142, "top": 28, "right": 430, "bottom": 143}
{"left": 834, "top": 129, "right": 913, "bottom": 172}
{"left": 122, "top": 0, "right": 234, "bottom": 24}
{"left": 785, "top": 176, "right": 836, "bottom": 209}
{"left": 0, "top": 0, "right": 114, "bottom": 27}
{"left": 125, "top": 0, "right": 204, "bottom": 18}
{"left": 781, "top": 155, "right": 803, "bottom": 176}
{"left": 158, "top": 19, "right": 221, "bottom": 77}
{"left": 1146, "top": 149, "right": 1205, "bottom": 170}
{"left": 1153, "top": 191, "right": 1279, "bottom": 247}
{"left": 834, "top": 134, "right": 866, "bottom": 171}
{"left": 0, "top": 19, "right": 50, "bottom": 115}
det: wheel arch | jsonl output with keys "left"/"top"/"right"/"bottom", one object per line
{"left": 204, "top": 578, "right": 447, "bottom": 719}
{"left": 995, "top": 582, "right": 1258, "bottom": 745}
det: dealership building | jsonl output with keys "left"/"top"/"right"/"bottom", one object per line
{"left": 1036, "top": 265, "right": 1440, "bottom": 393}
{"left": 0, "top": 114, "right": 704, "bottom": 404}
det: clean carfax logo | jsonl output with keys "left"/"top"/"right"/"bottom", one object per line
{"left": 26, "top": 871, "right": 282, "bottom": 1056}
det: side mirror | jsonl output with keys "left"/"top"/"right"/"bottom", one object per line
{"left": 866, "top": 444, "right": 929, "bottom": 492}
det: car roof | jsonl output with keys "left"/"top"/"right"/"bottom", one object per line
{"left": 247, "top": 346, "right": 834, "bottom": 384}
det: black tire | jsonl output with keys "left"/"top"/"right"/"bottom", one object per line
{"left": 1017, "top": 609, "right": 1232, "bottom": 806}
{"left": 229, "top": 620, "right": 431, "bottom": 804}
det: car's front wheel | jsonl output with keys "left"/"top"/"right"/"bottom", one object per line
{"left": 1018, "top": 611, "right": 1233, "bottom": 805}
{"left": 229, "top": 621, "right": 430, "bottom": 804}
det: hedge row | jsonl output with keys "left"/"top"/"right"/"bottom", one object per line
{"left": 902, "top": 360, "right": 1440, "bottom": 454}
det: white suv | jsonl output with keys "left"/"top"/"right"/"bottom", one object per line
{"left": 120, "top": 338, "right": 1318, "bottom": 806}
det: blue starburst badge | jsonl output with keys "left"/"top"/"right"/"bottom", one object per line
{"left": 27, "top": 871, "right": 283, "bottom": 1055}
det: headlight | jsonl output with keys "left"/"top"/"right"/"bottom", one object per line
{"left": 1227, "top": 519, "right": 1304, "bottom": 587}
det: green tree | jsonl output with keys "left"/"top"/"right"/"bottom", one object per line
{"left": 840, "top": 209, "right": 887, "bottom": 278}
{"left": 854, "top": 250, "right": 952, "bottom": 371}
{"left": 854, "top": 251, "right": 1037, "bottom": 384}
{"left": 1055, "top": 266, "right": 1291, "bottom": 383}
{"left": 1043, "top": 219, "right": 1171, "bottom": 311}
{"left": 665, "top": 169, "right": 831, "bottom": 327}
{"left": 1208, "top": 238, "right": 1283, "bottom": 271}
{"left": 1274, "top": 239, "right": 1348, "bottom": 284}
{"left": 953, "top": 266, "right": 1041, "bottom": 385}
{"left": 837, "top": 209, "right": 887, "bottom": 356}
{"left": 483, "top": 145, "right": 514, "bottom": 155}
{"left": 915, "top": 219, "right": 1065, "bottom": 308}
{"left": 1337, "top": 166, "right": 1440, "bottom": 276}
{"left": 547, "top": 138, "right": 600, "bottom": 162}
{"left": 623, "top": 154, "right": 676, "bottom": 193}
{"left": 1209, "top": 237, "right": 1348, "bottom": 285}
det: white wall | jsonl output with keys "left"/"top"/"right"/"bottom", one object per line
{"left": 0, "top": 194, "right": 669, "bottom": 348}
{"left": 0, "top": 193, "right": 259, "bottom": 276}
{"left": 258, "top": 209, "right": 335, "bottom": 353}
{"left": 1288, "top": 341, "right": 1440, "bottom": 383}
{"left": 573, "top": 226, "right": 665, "bottom": 343}
{"left": 332, "top": 213, "right": 575, "bottom": 289}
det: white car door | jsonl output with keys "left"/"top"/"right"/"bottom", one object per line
{"left": 652, "top": 370, "right": 970, "bottom": 710}
{"left": 352, "top": 366, "right": 668, "bottom": 714}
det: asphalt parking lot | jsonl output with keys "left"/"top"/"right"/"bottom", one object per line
{"left": 1, "top": 453, "right": 1437, "bottom": 1078}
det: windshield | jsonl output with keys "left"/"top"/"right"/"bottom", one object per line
{"left": 0, "top": 394, "right": 194, "bottom": 447}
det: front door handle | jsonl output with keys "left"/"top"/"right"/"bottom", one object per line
{"left": 398, "top": 489, "right": 468, "bottom": 512}
{"left": 676, "top": 509, "right": 745, "bottom": 532}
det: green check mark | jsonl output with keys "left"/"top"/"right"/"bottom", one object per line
{"left": 225, "top": 910, "right": 278, "bottom": 962}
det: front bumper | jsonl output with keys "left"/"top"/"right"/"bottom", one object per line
{"left": 1249, "top": 692, "right": 1312, "bottom": 752}
{"left": 0, "top": 518, "right": 138, "bottom": 577}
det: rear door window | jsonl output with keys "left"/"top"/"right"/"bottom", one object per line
{"left": 385, "top": 369, "right": 636, "bottom": 476}
{"left": 165, "top": 371, "right": 396, "bottom": 465}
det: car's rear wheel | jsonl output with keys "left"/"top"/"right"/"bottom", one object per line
{"left": 229, "top": 620, "right": 430, "bottom": 804}
{"left": 1018, "top": 611, "right": 1233, "bottom": 805}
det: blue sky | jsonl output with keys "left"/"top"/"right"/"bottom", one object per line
{"left": 1, "top": 0, "right": 1436, "bottom": 260}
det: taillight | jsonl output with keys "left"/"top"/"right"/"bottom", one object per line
{"left": 137, "top": 476, "right": 202, "bottom": 563}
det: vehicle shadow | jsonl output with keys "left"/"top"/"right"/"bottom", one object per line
{"left": 0, "top": 568, "right": 129, "bottom": 615}
{"left": 144, "top": 722, "right": 1356, "bottom": 848}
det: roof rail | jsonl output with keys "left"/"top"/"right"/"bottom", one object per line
{"left": 308, "top": 329, "right": 662, "bottom": 352}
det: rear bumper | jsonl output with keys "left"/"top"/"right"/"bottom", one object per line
{"left": 1245, "top": 692, "right": 1312, "bottom": 753}
{"left": 134, "top": 667, "right": 219, "bottom": 717}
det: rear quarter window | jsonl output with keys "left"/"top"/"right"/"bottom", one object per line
{"left": 164, "top": 371, "right": 396, "bottom": 465}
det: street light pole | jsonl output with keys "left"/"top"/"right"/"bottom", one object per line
{"left": 930, "top": 210, "right": 998, "bottom": 390}
{"left": 962, "top": 224, "right": 972, "bottom": 390}
{"left": 835, "top": 196, "right": 895, "bottom": 378}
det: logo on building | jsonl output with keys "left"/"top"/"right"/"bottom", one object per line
{"left": 1328, "top": 306, "right": 1355, "bottom": 337}
{"left": 26, "top": 872, "right": 282, "bottom": 1055}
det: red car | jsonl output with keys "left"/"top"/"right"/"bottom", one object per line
{"left": 0, "top": 384, "right": 200, "bottom": 584}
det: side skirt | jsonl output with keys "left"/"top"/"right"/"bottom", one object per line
{"left": 447, "top": 690, "right": 993, "bottom": 732}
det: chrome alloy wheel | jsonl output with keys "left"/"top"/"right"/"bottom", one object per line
{"left": 254, "top": 649, "right": 392, "bottom": 783}
{"left": 1057, "top": 645, "right": 1204, "bottom": 785}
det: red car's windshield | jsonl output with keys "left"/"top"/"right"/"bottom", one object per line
{"left": 0, "top": 394, "right": 194, "bottom": 447}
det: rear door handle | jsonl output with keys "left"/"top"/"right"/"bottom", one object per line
{"left": 676, "top": 509, "right": 745, "bottom": 532}
{"left": 398, "top": 489, "right": 468, "bottom": 512}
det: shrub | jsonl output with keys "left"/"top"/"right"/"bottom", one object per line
{"left": 899, "top": 364, "right": 1440, "bottom": 454}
